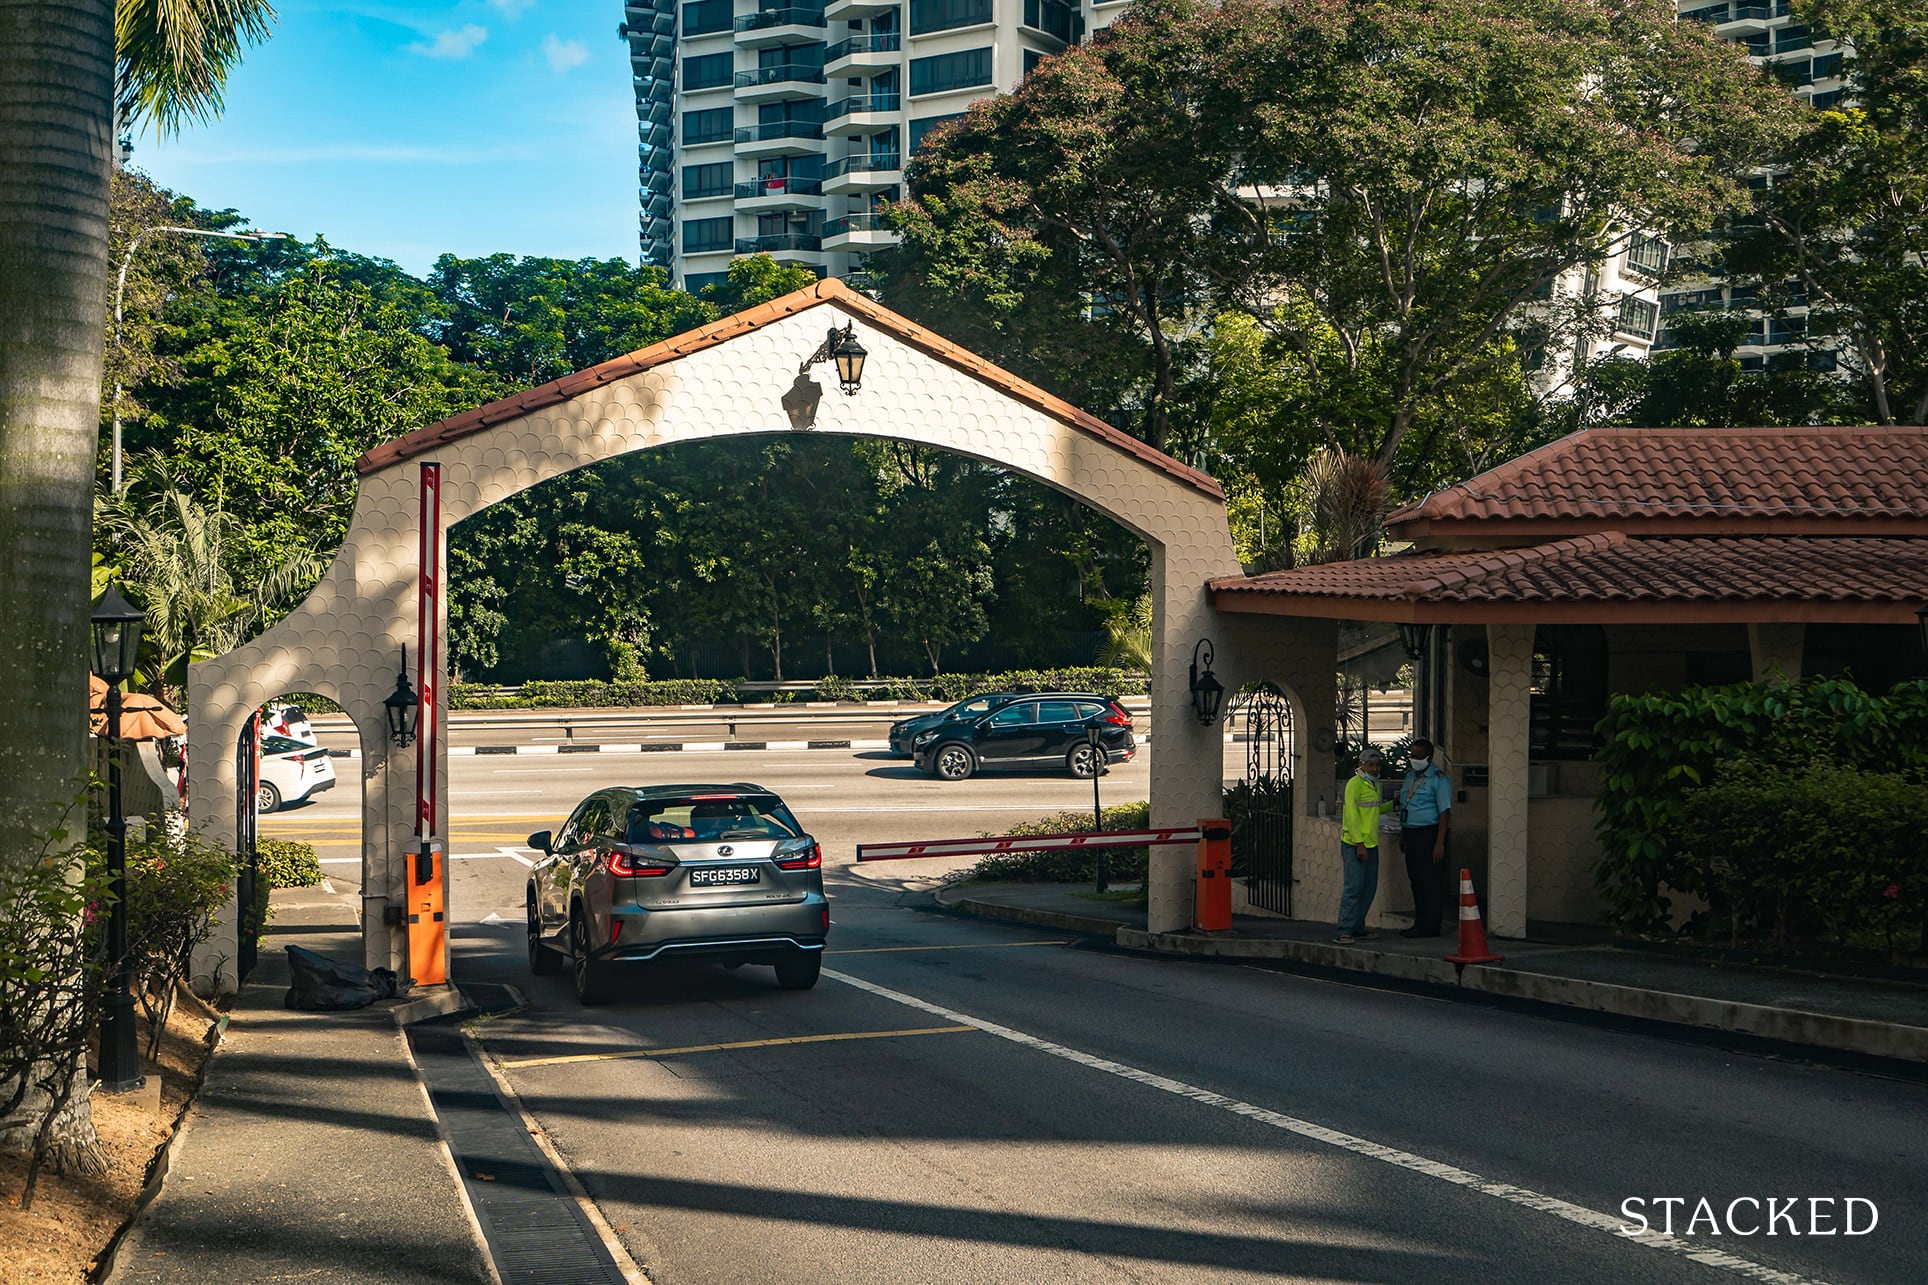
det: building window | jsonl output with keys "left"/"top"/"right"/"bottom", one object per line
{"left": 683, "top": 52, "right": 733, "bottom": 91}
{"left": 909, "top": 47, "right": 992, "bottom": 97}
{"left": 684, "top": 107, "right": 734, "bottom": 145}
{"left": 1616, "top": 296, "right": 1658, "bottom": 340}
{"left": 683, "top": 216, "right": 733, "bottom": 254}
{"left": 1023, "top": 0, "right": 1076, "bottom": 41}
{"left": 1530, "top": 625, "right": 1608, "bottom": 761}
{"left": 1023, "top": 49, "right": 1045, "bottom": 78}
{"left": 1624, "top": 234, "right": 1667, "bottom": 278}
{"left": 684, "top": 271, "right": 731, "bottom": 295}
{"left": 908, "top": 112, "right": 966, "bottom": 153}
{"left": 683, "top": 0, "right": 732, "bottom": 36}
{"left": 682, "top": 161, "right": 733, "bottom": 199}
{"left": 909, "top": 0, "right": 993, "bottom": 35}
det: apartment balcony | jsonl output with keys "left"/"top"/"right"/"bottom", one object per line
{"left": 734, "top": 121, "right": 826, "bottom": 159}
{"left": 825, "top": 32, "right": 901, "bottom": 77}
{"left": 1716, "top": 0, "right": 1788, "bottom": 33}
{"left": 825, "top": 0, "right": 898, "bottom": 20}
{"left": 734, "top": 64, "right": 826, "bottom": 104}
{"left": 734, "top": 233, "right": 827, "bottom": 269}
{"left": 822, "top": 152, "right": 903, "bottom": 196}
{"left": 825, "top": 92, "right": 902, "bottom": 136}
{"left": 735, "top": 175, "right": 826, "bottom": 211}
{"left": 822, "top": 212, "right": 896, "bottom": 252}
{"left": 733, "top": 8, "right": 826, "bottom": 49}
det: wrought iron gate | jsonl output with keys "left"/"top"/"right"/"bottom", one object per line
{"left": 1227, "top": 682, "right": 1295, "bottom": 915}
{"left": 235, "top": 714, "right": 260, "bottom": 982}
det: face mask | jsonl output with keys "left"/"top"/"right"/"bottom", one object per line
{"left": 1409, "top": 756, "right": 1430, "bottom": 771}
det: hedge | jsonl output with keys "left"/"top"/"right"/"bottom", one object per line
{"left": 1594, "top": 676, "right": 1928, "bottom": 934}
{"left": 968, "top": 802, "right": 1152, "bottom": 884}
{"left": 444, "top": 667, "right": 1147, "bottom": 710}
{"left": 257, "top": 838, "right": 323, "bottom": 889}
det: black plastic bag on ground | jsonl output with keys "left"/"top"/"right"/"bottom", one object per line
{"left": 284, "top": 943, "right": 409, "bottom": 1011}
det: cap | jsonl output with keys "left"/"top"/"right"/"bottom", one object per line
{"left": 1360, "top": 748, "right": 1384, "bottom": 765}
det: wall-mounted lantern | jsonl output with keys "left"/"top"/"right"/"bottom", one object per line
{"left": 384, "top": 646, "right": 419, "bottom": 747}
{"left": 1188, "top": 638, "right": 1224, "bottom": 727}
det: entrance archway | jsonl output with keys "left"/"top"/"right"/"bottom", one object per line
{"left": 186, "top": 279, "right": 1304, "bottom": 986}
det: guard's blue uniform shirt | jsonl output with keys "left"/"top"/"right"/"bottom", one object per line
{"left": 1400, "top": 765, "right": 1453, "bottom": 826}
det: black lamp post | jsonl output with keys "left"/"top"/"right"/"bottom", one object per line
{"left": 90, "top": 584, "right": 146, "bottom": 1094}
{"left": 1189, "top": 639, "right": 1224, "bottom": 726}
{"left": 385, "top": 646, "right": 420, "bottom": 748}
{"left": 1087, "top": 723, "right": 1108, "bottom": 893}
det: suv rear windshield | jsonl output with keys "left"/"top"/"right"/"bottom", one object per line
{"left": 628, "top": 794, "right": 803, "bottom": 843}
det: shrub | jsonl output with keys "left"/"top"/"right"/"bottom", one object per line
{"left": 814, "top": 674, "right": 860, "bottom": 702}
{"left": 123, "top": 828, "right": 238, "bottom": 1058}
{"left": 255, "top": 837, "right": 322, "bottom": 889}
{"left": 1595, "top": 676, "right": 1928, "bottom": 933}
{"left": 1675, "top": 754, "right": 1928, "bottom": 953}
{"left": 968, "top": 802, "right": 1151, "bottom": 883}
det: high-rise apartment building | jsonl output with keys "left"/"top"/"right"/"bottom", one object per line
{"left": 621, "top": 1, "right": 1130, "bottom": 291}
{"left": 1655, "top": 1, "right": 1850, "bottom": 371}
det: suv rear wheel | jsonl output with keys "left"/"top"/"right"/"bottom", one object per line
{"left": 931, "top": 743, "right": 977, "bottom": 781}
{"left": 774, "top": 951, "right": 821, "bottom": 990}
{"left": 570, "top": 909, "right": 611, "bottom": 1006}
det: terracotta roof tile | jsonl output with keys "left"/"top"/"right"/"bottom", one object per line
{"left": 355, "top": 278, "right": 1220, "bottom": 499}
{"left": 1210, "top": 534, "right": 1928, "bottom": 609}
{"left": 1386, "top": 426, "right": 1928, "bottom": 532}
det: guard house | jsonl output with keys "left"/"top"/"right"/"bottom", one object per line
{"left": 1207, "top": 426, "right": 1928, "bottom": 937}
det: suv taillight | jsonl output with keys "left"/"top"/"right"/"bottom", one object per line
{"left": 1104, "top": 705, "right": 1132, "bottom": 726}
{"left": 606, "top": 849, "right": 673, "bottom": 878}
{"left": 776, "top": 842, "right": 822, "bottom": 871}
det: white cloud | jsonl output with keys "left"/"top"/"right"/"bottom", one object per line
{"left": 406, "top": 24, "right": 489, "bottom": 59}
{"left": 542, "top": 34, "right": 588, "bottom": 73}
{"left": 489, "top": 0, "right": 534, "bottom": 16}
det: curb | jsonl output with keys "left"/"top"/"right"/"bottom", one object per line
{"left": 938, "top": 893, "right": 1928, "bottom": 1065}
{"left": 390, "top": 987, "right": 470, "bottom": 1026}
{"left": 935, "top": 892, "right": 1124, "bottom": 937}
{"left": 330, "top": 738, "right": 894, "bottom": 760}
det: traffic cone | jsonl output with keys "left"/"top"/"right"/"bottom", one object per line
{"left": 1443, "top": 867, "right": 1505, "bottom": 965}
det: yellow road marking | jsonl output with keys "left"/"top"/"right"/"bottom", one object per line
{"left": 828, "top": 941, "right": 1070, "bottom": 954}
{"left": 501, "top": 1024, "right": 973, "bottom": 1069}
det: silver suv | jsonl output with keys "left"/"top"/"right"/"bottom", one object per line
{"left": 527, "top": 783, "right": 828, "bottom": 1004}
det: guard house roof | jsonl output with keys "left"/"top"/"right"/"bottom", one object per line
{"left": 1211, "top": 426, "right": 1928, "bottom": 625}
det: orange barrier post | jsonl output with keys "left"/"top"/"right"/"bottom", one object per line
{"left": 407, "top": 839, "right": 447, "bottom": 985}
{"left": 1443, "top": 867, "right": 1505, "bottom": 965}
{"left": 1195, "top": 819, "right": 1232, "bottom": 932}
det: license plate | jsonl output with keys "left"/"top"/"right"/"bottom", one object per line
{"left": 688, "top": 866, "right": 760, "bottom": 887}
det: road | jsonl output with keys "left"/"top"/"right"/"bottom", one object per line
{"left": 266, "top": 749, "right": 1927, "bottom": 1283}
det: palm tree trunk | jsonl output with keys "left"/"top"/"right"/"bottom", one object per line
{"left": 0, "top": 0, "right": 118, "bottom": 1171}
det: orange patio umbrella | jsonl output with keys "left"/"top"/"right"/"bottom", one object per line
{"left": 89, "top": 673, "right": 187, "bottom": 741}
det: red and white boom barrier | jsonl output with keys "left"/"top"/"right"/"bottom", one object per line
{"left": 856, "top": 827, "right": 1203, "bottom": 863}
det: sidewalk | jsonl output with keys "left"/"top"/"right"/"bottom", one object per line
{"left": 106, "top": 895, "right": 492, "bottom": 1285}
{"left": 935, "top": 882, "right": 1928, "bottom": 1064}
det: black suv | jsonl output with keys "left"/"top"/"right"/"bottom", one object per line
{"left": 911, "top": 693, "right": 1135, "bottom": 781}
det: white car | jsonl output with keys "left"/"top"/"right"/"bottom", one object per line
{"left": 264, "top": 705, "right": 317, "bottom": 744}
{"left": 257, "top": 733, "right": 335, "bottom": 813}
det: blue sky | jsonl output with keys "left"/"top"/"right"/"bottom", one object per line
{"left": 134, "top": 1, "right": 640, "bottom": 277}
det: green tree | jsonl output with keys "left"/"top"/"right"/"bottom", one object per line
{"left": 0, "top": 0, "right": 273, "bottom": 1178}
{"left": 425, "top": 253, "right": 715, "bottom": 388}
{"left": 1733, "top": 0, "right": 1928, "bottom": 424}
{"left": 700, "top": 254, "right": 821, "bottom": 312}
{"left": 1573, "top": 311, "right": 1856, "bottom": 428}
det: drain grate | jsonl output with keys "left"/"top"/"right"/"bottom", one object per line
{"left": 407, "top": 1021, "right": 626, "bottom": 1284}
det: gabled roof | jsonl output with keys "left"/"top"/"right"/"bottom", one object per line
{"left": 355, "top": 278, "right": 1221, "bottom": 500}
{"left": 1386, "top": 426, "right": 1928, "bottom": 538}
{"left": 1208, "top": 532, "right": 1928, "bottom": 624}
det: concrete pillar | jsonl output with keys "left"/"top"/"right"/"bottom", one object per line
{"left": 1145, "top": 546, "right": 1232, "bottom": 934}
{"left": 1747, "top": 623, "right": 1803, "bottom": 685}
{"left": 1485, "top": 623, "right": 1534, "bottom": 938}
